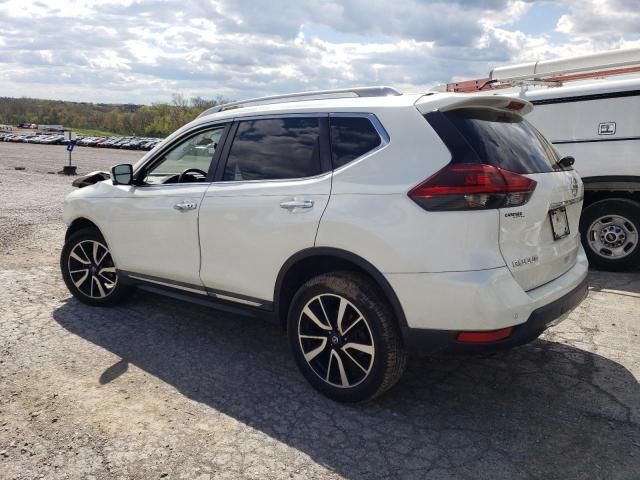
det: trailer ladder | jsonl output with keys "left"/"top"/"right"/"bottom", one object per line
{"left": 445, "top": 48, "right": 640, "bottom": 93}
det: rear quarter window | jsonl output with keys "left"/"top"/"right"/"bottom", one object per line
{"left": 440, "top": 108, "right": 561, "bottom": 174}
{"left": 330, "top": 116, "right": 382, "bottom": 168}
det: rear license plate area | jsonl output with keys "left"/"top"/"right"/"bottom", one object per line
{"left": 549, "top": 207, "right": 570, "bottom": 241}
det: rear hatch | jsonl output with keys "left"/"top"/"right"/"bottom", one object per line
{"left": 421, "top": 98, "right": 583, "bottom": 291}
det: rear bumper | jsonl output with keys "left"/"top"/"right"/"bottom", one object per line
{"left": 401, "top": 274, "right": 588, "bottom": 354}
{"left": 388, "top": 246, "right": 589, "bottom": 354}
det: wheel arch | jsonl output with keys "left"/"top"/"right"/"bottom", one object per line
{"left": 582, "top": 176, "right": 640, "bottom": 207}
{"left": 274, "top": 247, "right": 408, "bottom": 330}
{"left": 65, "top": 217, "right": 101, "bottom": 241}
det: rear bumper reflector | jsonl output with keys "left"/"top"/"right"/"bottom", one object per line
{"left": 456, "top": 327, "right": 513, "bottom": 343}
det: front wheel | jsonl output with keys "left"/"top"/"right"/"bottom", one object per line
{"left": 60, "top": 227, "right": 133, "bottom": 306}
{"left": 288, "top": 271, "right": 407, "bottom": 403}
{"left": 580, "top": 198, "right": 640, "bottom": 271}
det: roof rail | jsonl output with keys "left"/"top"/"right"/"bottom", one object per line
{"left": 197, "top": 86, "right": 402, "bottom": 117}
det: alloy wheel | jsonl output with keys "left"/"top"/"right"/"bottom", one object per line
{"left": 298, "top": 294, "right": 375, "bottom": 388}
{"left": 67, "top": 240, "right": 117, "bottom": 299}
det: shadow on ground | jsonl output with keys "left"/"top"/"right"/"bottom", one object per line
{"left": 588, "top": 269, "right": 640, "bottom": 296}
{"left": 52, "top": 288, "right": 640, "bottom": 480}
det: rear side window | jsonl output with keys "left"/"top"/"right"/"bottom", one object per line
{"left": 439, "top": 108, "right": 561, "bottom": 174}
{"left": 223, "top": 117, "right": 321, "bottom": 181}
{"left": 330, "top": 116, "right": 381, "bottom": 168}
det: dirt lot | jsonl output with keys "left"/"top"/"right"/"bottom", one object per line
{"left": 1, "top": 142, "right": 639, "bottom": 480}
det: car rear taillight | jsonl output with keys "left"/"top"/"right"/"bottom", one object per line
{"left": 408, "top": 163, "right": 537, "bottom": 211}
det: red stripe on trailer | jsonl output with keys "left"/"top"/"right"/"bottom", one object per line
{"left": 544, "top": 65, "right": 640, "bottom": 83}
{"left": 446, "top": 65, "right": 640, "bottom": 93}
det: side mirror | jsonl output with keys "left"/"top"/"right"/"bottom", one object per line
{"left": 558, "top": 156, "right": 575, "bottom": 169}
{"left": 111, "top": 164, "right": 133, "bottom": 185}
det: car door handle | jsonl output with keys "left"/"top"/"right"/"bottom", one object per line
{"left": 280, "top": 199, "right": 314, "bottom": 211}
{"left": 174, "top": 201, "right": 198, "bottom": 211}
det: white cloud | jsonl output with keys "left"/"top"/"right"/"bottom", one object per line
{"left": 0, "top": 0, "right": 637, "bottom": 103}
{"left": 556, "top": 0, "right": 640, "bottom": 40}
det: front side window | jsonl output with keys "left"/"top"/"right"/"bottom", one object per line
{"left": 330, "top": 116, "right": 382, "bottom": 168}
{"left": 223, "top": 118, "right": 321, "bottom": 181}
{"left": 142, "top": 127, "right": 224, "bottom": 185}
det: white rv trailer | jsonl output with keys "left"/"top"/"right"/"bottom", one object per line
{"left": 444, "top": 48, "right": 640, "bottom": 271}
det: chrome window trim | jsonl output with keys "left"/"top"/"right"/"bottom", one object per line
{"left": 230, "top": 112, "right": 329, "bottom": 121}
{"left": 217, "top": 114, "right": 328, "bottom": 183}
{"left": 328, "top": 112, "right": 390, "bottom": 171}
{"left": 207, "top": 170, "right": 332, "bottom": 187}
{"left": 329, "top": 112, "right": 390, "bottom": 143}
{"left": 134, "top": 112, "right": 390, "bottom": 186}
{"left": 133, "top": 120, "right": 230, "bottom": 179}
{"left": 130, "top": 180, "right": 211, "bottom": 188}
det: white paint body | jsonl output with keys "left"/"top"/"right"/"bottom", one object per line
{"left": 199, "top": 174, "right": 331, "bottom": 301}
{"left": 63, "top": 91, "right": 587, "bottom": 331}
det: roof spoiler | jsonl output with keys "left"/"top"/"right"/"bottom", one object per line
{"left": 418, "top": 94, "right": 534, "bottom": 115}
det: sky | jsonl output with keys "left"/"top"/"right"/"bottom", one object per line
{"left": 0, "top": 0, "right": 639, "bottom": 105}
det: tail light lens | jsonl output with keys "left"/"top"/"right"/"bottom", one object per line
{"left": 408, "top": 163, "right": 537, "bottom": 211}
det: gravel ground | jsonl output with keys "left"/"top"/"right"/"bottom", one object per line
{"left": 1, "top": 142, "right": 639, "bottom": 480}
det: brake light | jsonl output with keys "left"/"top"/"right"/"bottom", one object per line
{"left": 505, "top": 100, "right": 526, "bottom": 111}
{"left": 408, "top": 164, "right": 536, "bottom": 211}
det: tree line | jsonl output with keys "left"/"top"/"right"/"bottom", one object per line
{"left": 0, "top": 94, "right": 229, "bottom": 137}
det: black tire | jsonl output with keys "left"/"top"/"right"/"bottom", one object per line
{"left": 60, "top": 227, "right": 133, "bottom": 306}
{"left": 580, "top": 198, "right": 640, "bottom": 271}
{"left": 287, "top": 271, "right": 408, "bottom": 403}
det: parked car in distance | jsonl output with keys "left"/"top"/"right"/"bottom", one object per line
{"left": 0, "top": 131, "right": 163, "bottom": 150}
{"left": 60, "top": 87, "right": 588, "bottom": 402}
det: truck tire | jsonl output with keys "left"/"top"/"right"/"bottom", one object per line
{"left": 287, "top": 271, "right": 408, "bottom": 403}
{"left": 580, "top": 198, "right": 640, "bottom": 271}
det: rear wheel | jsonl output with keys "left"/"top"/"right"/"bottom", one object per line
{"left": 60, "top": 227, "right": 133, "bottom": 306}
{"left": 581, "top": 199, "right": 640, "bottom": 271}
{"left": 288, "top": 271, "right": 407, "bottom": 403}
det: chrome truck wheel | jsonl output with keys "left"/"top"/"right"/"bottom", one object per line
{"left": 581, "top": 199, "right": 640, "bottom": 271}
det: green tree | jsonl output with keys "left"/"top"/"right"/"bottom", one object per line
{"left": 0, "top": 94, "right": 230, "bottom": 137}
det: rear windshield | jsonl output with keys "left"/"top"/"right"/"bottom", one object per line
{"left": 443, "top": 108, "right": 561, "bottom": 174}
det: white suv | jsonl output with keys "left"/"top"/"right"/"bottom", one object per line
{"left": 61, "top": 87, "right": 588, "bottom": 402}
